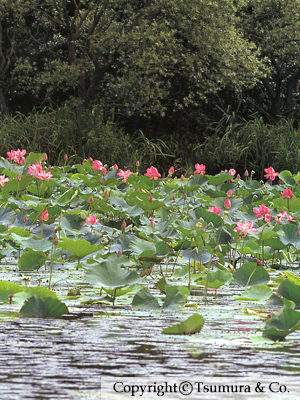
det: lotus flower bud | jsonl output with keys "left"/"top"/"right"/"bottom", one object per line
{"left": 121, "top": 220, "right": 126, "bottom": 231}
{"left": 224, "top": 198, "right": 231, "bottom": 210}
{"left": 150, "top": 218, "right": 156, "bottom": 228}
{"left": 88, "top": 195, "right": 94, "bottom": 204}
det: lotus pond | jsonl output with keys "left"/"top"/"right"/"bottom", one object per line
{"left": 1, "top": 152, "right": 300, "bottom": 398}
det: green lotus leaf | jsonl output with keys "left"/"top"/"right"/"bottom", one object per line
{"left": 85, "top": 262, "right": 141, "bottom": 289}
{"left": 0, "top": 281, "right": 24, "bottom": 303}
{"left": 155, "top": 277, "right": 169, "bottom": 294}
{"left": 279, "top": 170, "right": 296, "bottom": 187}
{"left": 207, "top": 173, "right": 233, "bottom": 186}
{"left": 23, "top": 238, "right": 53, "bottom": 252}
{"left": 259, "top": 306, "right": 300, "bottom": 340}
{"left": 237, "top": 285, "right": 273, "bottom": 301}
{"left": 277, "top": 279, "right": 300, "bottom": 306}
{"left": 162, "top": 286, "right": 187, "bottom": 310}
{"left": 18, "top": 250, "right": 47, "bottom": 271}
{"left": 57, "top": 238, "right": 99, "bottom": 259}
{"left": 1, "top": 176, "right": 33, "bottom": 193}
{"left": 132, "top": 286, "right": 161, "bottom": 311}
{"left": 197, "top": 270, "right": 232, "bottom": 289}
{"left": 0, "top": 208, "right": 16, "bottom": 225}
{"left": 272, "top": 196, "right": 300, "bottom": 213}
{"left": 162, "top": 313, "right": 205, "bottom": 335}
{"left": 25, "top": 152, "right": 45, "bottom": 165}
{"left": 233, "top": 262, "right": 270, "bottom": 287}
{"left": 57, "top": 188, "right": 79, "bottom": 205}
{"left": 280, "top": 224, "right": 300, "bottom": 247}
{"left": 13, "top": 287, "right": 59, "bottom": 304}
{"left": 8, "top": 227, "right": 31, "bottom": 237}
{"left": 129, "top": 237, "right": 156, "bottom": 257}
{"left": 19, "top": 295, "right": 68, "bottom": 318}
{"left": 193, "top": 207, "right": 223, "bottom": 228}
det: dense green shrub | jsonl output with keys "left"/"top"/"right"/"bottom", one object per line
{"left": 198, "top": 113, "right": 300, "bottom": 179}
{"left": 0, "top": 102, "right": 133, "bottom": 167}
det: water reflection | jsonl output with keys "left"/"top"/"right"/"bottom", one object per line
{"left": 0, "top": 311, "right": 299, "bottom": 399}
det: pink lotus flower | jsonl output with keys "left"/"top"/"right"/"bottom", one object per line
{"left": 253, "top": 204, "right": 270, "bottom": 218}
{"left": 227, "top": 189, "right": 232, "bottom": 197}
{"left": 194, "top": 163, "right": 206, "bottom": 175}
{"left": 144, "top": 166, "right": 161, "bottom": 180}
{"left": 208, "top": 206, "right": 221, "bottom": 215}
{"left": 40, "top": 210, "right": 49, "bottom": 222}
{"left": 235, "top": 221, "right": 258, "bottom": 237}
{"left": 264, "top": 166, "right": 279, "bottom": 181}
{"left": 265, "top": 214, "right": 272, "bottom": 223}
{"left": 113, "top": 164, "right": 118, "bottom": 170}
{"left": 86, "top": 214, "right": 99, "bottom": 225}
{"left": 88, "top": 195, "right": 94, "bottom": 204}
{"left": 7, "top": 149, "right": 26, "bottom": 165}
{"left": 121, "top": 220, "right": 127, "bottom": 230}
{"left": 34, "top": 170, "right": 53, "bottom": 182}
{"left": 281, "top": 188, "right": 293, "bottom": 199}
{"left": 168, "top": 166, "right": 174, "bottom": 175}
{"left": 224, "top": 198, "right": 231, "bottom": 210}
{"left": 91, "top": 160, "right": 107, "bottom": 174}
{"left": 150, "top": 218, "right": 156, "bottom": 228}
{"left": 0, "top": 175, "right": 9, "bottom": 187}
{"left": 180, "top": 174, "right": 185, "bottom": 181}
{"left": 117, "top": 169, "right": 132, "bottom": 183}
{"left": 275, "top": 210, "right": 294, "bottom": 223}
{"left": 27, "top": 163, "right": 43, "bottom": 175}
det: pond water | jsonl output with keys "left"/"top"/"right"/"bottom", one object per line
{"left": 1, "top": 292, "right": 300, "bottom": 399}
{"left": 1, "top": 261, "right": 300, "bottom": 399}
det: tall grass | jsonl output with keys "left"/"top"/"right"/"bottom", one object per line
{"left": 198, "top": 108, "right": 300, "bottom": 178}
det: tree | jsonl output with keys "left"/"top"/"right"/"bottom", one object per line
{"left": 0, "top": 0, "right": 265, "bottom": 117}
{"left": 239, "top": 0, "right": 300, "bottom": 121}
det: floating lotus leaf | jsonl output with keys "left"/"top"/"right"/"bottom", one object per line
{"left": 19, "top": 295, "right": 68, "bottom": 318}
{"left": 162, "top": 313, "right": 205, "bottom": 335}
{"left": 237, "top": 285, "right": 273, "bottom": 301}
